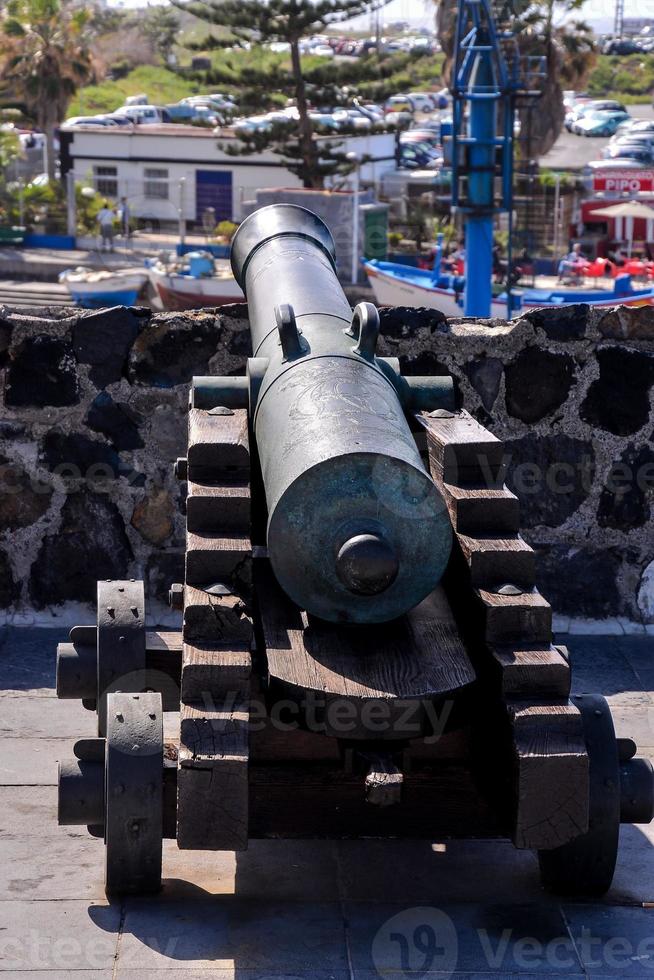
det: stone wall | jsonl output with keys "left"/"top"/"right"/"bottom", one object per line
{"left": 0, "top": 301, "right": 652, "bottom": 624}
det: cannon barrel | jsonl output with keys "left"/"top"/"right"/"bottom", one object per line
{"left": 209, "top": 205, "right": 453, "bottom": 623}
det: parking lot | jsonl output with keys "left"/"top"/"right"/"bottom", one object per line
{"left": 540, "top": 103, "right": 654, "bottom": 171}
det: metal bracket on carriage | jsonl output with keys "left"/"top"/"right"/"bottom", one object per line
{"left": 56, "top": 580, "right": 182, "bottom": 729}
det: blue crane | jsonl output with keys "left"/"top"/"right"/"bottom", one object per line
{"left": 450, "top": 0, "right": 544, "bottom": 317}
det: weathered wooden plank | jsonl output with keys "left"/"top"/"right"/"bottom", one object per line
{"left": 177, "top": 698, "right": 249, "bottom": 850}
{"left": 457, "top": 533, "right": 536, "bottom": 589}
{"left": 258, "top": 560, "right": 475, "bottom": 740}
{"left": 508, "top": 699, "right": 583, "bottom": 734}
{"left": 421, "top": 409, "right": 505, "bottom": 485}
{"left": 187, "top": 408, "right": 249, "bottom": 480}
{"left": 432, "top": 475, "right": 520, "bottom": 535}
{"left": 185, "top": 531, "right": 252, "bottom": 587}
{"left": 183, "top": 584, "right": 253, "bottom": 646}
{"left": 507, "top": 699, "right": 589, "bottom": 850}
{"left": 247, "top": 762, "right": 507, "bottom": 839}
{"left": 475, "top": 587, "right": 552, "bottom": 645}
{"left": 491, "top": 645, "right": 570, "bottom": 698}
{"left": 181, "top": 642, "right": 251, "bottom": 701}
{"left": 146, "top": 630, "right": 182, "bottom": 653}
{"left": 186, "top": 481, "right": 250, "bottom": 534}
{"left": 508, "top": 700, "right": 588, "bottom": 845}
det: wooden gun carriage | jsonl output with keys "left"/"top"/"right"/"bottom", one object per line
{"left": 57, "top": 205, "right": 654, "bottom": 896}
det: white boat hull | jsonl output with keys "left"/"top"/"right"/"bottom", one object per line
{"left": 149, "top": 267, "right": 244, "bottom": 311}
{"left": 365, "top": 264, "right": 508, "bottom": 317}
{"left": 365, "top": 262, "right": 654, "bottom": 318}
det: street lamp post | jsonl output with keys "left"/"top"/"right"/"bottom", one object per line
{"left": 346, "top": 152, "right": 360, "bottom": 285}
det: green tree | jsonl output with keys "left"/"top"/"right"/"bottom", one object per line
{"left": 0, "top": 0, "right": 95, "bottom": 181}
{"left": 174, "top": 0, "right": 425, "bottom": 187}
{"left": 143, "top": 5, "right": 181, "bottom": 65}
{"left": 0, "top": 127, "right": 22, "bottom": 170}
{"left": 435, "top": 0, "right": 597, "bottom": 157}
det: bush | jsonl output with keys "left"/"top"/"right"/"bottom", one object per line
{"left": 214, "top": 220, "right": 238, "bottom": 242}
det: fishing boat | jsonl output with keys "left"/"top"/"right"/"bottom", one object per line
{"left": 363, "top": 259, "right": 654, "bottom": 317}
{"left": 58, "top": 266, "right": 148, "bottom": 308}
{"left": 147, "top": 251, "right": 244, "bottom": 311}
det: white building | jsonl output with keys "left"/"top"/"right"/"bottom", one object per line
{"left": 59, "top": 123, "right": 398, "bottom": 231}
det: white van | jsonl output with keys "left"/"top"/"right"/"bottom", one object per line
{"left": 114, "top": 105, "right": 171, "bottom": 125}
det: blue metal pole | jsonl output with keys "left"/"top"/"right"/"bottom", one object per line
{"left": 463, "top": 48, "right": 495, "bottom": 317}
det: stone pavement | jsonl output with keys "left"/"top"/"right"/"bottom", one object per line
{"left": 1, "top": 627, "right": 653, "bottom": 978}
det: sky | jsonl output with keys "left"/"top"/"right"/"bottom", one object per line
{"left": 106, "top": 0, "right": 654, "bottom": 34}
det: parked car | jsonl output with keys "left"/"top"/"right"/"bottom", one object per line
{"left": 406, "top": 92, "right": 437, "bottom": 113}
{"left": 400, "top": 141, "right": 441, "bottom": 169}
{"left": 605, "top": 144, "right": 654, "bottom": 164}
{"left": 566, "top": 100, "right": 627, "bottom": 132}
{"left": 573, "top": 110, "right": 630, "bottom": 136}
{"left": 115, "top": 105, "right": 172, "bottom": 124}
{"left": 385, "top": 95, "right": 415, "bottom": 115}
{"left": 606, "top": 134, "right": 654, "bottom": 154}
{"left": 182, "top": 95, "right": 236, "bottom": 114}
{"left": 65, "top": 115, "right": 119, "bottom": 128}
{"left": 104, "top": 114, "right": 134, "bottom": 126}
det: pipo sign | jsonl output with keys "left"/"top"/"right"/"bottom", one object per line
{"left": 593, "top": 170, "right": 654, "bottom": 193}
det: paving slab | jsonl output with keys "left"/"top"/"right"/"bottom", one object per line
{"left": 118, "top": 898, "right": 349, "bottom": 972}
{"left": 353, "top": 975, "right": 585, "bottom": 980}
{"left": 0, "top": 900, "right": 120, "bottom": 971}
{"left": 0, "top": 836, "right": 106, "bottom": 901}
{"left": 564, "top": 904, "right": 654, "bottom": 977}
{"left": 0, "top": 695, "right": 97, "bottom": 738}
{"left": 4, "top": 974, "right": 112, "bottom": 979}
{"left": 118, "top": 972, "right": 351, "bottom": 979}
{"left": 0, "top": 627, "right": 67, "bottom": 695}
{"left": 0, "top": 737, "right": 67, "bottom": 785}
{"left": 334, "top": 839, "right": 548, "bottom": 906}
{"left": 343, "top": 901, "right": 582, "bottom": 976}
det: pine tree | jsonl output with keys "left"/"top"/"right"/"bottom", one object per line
{"left": 174, "top": 0, "right": 432, "bottom": 188}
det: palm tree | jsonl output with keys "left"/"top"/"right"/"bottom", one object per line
{"left": 435, "top": 0, "right": 597, "bottom": 157}
{"left": 0, "top": 0, "right": 95, "bottom": 182}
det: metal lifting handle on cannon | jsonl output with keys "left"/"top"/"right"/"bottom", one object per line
{"left": 56, "top": 204, "right": 654, "bottom": 899}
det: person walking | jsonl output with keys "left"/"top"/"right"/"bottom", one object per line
{"left": 97, "top": 200, "right": 116, "bottom": 252}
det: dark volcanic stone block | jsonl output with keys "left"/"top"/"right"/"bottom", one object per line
{"left": 29, "top": 492, "right": 133, "bottom": 607}
{"left": 598, "top": 306, "right": 654, "bottom": 340}
{"left": 464, "top": 356, "right": 503, "bottom": 412}
{"left": 85, "top": 392, "right": 144, "bottom": 451}
{"left": 379, "top": 305, "right": 447, "bottom": 338}
{"left": 0, "top": 549, "right": 18, "bottom": 607}
{"left": 41, "top": 431, "right": 145, "bottom": 488}
{"left": 5, "top": 336, "right": 79, "bottom": 407}
{"left": 581, "top": 347, "right": 654, "bottom": 436}
{"left": 597, "top": 444, "right": 654, "bottom": 530}
{"left": 505, "top": 347, "right": 576, "bottom": 423}
{"left": 524, "top": 305, "right": 589, "bottom": 341}
{"left": 127, "top": 311, "right": 224, "bottom": 387}
{"left": 73, "top": 306, "right": 146, "bottom": 387}
{"left": 533, "top": 543, "right": 622, "bottom": 617}
{"left": 0, "top": 456, "right": 52, "bottom": 530}
{"left": 504, "top": 433, "right": 594, "bottom": 528}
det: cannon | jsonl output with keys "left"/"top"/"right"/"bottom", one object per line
{"left": 57, "top": 204, "right": 654, "bottom": 897}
